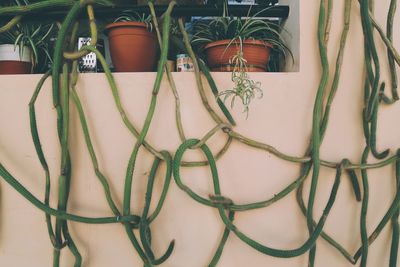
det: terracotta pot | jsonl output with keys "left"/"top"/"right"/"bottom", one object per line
{"left": 105, "top": 21, "right": 158, "bottom": 72}
{"left": 0, "top": 44, "right": 32, "bottom": 74}
{"left": 204, "top": 39, "right": 272, "bottom": 72}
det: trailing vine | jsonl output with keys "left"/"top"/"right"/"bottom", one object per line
{"left": 0, "top": 0, "right": 399, "bottom": 266}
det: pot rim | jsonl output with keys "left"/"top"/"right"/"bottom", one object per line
{"left": 204, "top": 39, "right": 273, "bottom": 50}
{"left": 105, "top": 21, "right": 149, "bottom": 33}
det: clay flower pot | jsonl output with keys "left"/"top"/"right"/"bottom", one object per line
{"left": 105, "top": 21, "right": 158, "bottom": 72}
{"left": 204, "top": 39, "right": 272, "bottom": 72}
{"left": 0, "top": 44, "right": 32, "bottom": 74}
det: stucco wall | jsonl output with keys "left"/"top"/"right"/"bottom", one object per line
{"left": 0, "top": 1, "right": 399, "bottom": 266}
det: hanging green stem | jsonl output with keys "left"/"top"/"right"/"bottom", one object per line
{"left": 292, "top": 0, "right": 350, "bottom": 262}
{"left": 122, "top": 2, "right": 175, "bottom": 265}
{"left": 148, "top": 1, "right": 186, "bottom": 142}
{"left": 295, "top": 178, "right": 355, "bottom": 264}
{"left": 139, "top": 152, "right": 175, "bottom": 265}
{"left": 0, "top": 15, "right": 22, "bottom": 33}
{"left": 219, "top": 161, "right": 340, "bottom": 259}
{"left": 228, "top": 131, "right": 309, "bottom": 163}
{"left": 360, "top": 0, "right": 381, "bottom": 122}
{"left": 169, "top": 35, "right": 236, "bottom": 126}
{"left": 306, "top": 0, "right": 331, "bottom": 264}
{"left": 63, "top": 5, "right": 96, "bottom": 60}
{"left": 79, "top": 46, "right": 163, "bottom": 160}
{"left": 62, "top": 224, "right": 82, "bottom": 267}
{"left": 51, "top": 1, "right": 82, "bottom": 110}
{"left": 70, "top": 73, "right": 121, "bottom": 216}
{"left": 191, "top": 123, "right": 231, "bottom": 149}
{"left": 319, "top": 0, "right": 351, "bottom": 138}
{"left": 389, "top": 150, "right": 400, "bottom": 267}
{"left": 343, "top": 159, "right": 361, "bottom": 202}
{"left": 0, "top": 159, "right": 144, "bottom": 224}
{"left": 361, "top": 3, "right": 400, "bottom": 68}
{"left": 198, "top": 60, "right": 237, "bottom": 126}
{"left": 359, "top": 147, "right": 370, "bottom": 267}
{"left": 147, "top": 151, "right": 173, "bottom": 224}
{"left": 354, "top": 159, "right": 400, "bottom": 262}
{"left": 69, "top": 13, "right": 122, "bottom": 220}
{"left": 29, "top": 70, "right": 65, "bottom": 250}
{"left": 369, "top": 85, "right": 390, "bottom": 159}
{"left": 178, "top": 18, "right": 225, "bottom": 126}
{"left": 208, "top": 211, "right": 234, "bottom": 267}
{"left": 122, "top": 0, "right": 174, "bottom": 227}
{"left": 386, "top": 0, "right": 398, "bottom": 101}
{"left": 54, "top": 63, "right": 80, "bottom": 267}
{"left": 323, "top": 0, "right": 332, "bottom": 43}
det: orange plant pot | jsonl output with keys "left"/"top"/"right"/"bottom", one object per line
{"left": 105, "top": 22, "right": 158, "bottom": 72}
{"left": 204, "top": 39, "right": 272, "bottom": 72}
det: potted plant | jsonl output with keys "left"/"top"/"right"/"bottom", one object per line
{"left": 191, "top": 12, "right": 291, "bottom": 72}
{"left": 190, "top": 8, "right": 291, "bottom": 116}
{"left": 0, "top": 0, "right": 55, "bottom": 74}
{"left": 105, "top": 11, "right": 157, "bottom": 72}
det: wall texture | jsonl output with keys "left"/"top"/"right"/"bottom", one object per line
{"left": 0, "top": 1, "right": 399, "bottom": 266}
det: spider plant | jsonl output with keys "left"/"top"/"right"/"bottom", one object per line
{"left": 218, "top": 51, "right": 263, "bottom": 117}
{"left": 0, "top": 0, "right": 55, "bottom": 70}
{"left": 0, "top": 22, "right": 55, "bottom": 66}
{"left": 191, "top": 6, "right": 292, "bottom": 116}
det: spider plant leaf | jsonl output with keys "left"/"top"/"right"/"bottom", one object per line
{"left": 18, "top": 41, "right": 24, "bottom": 61}
{"left": 230, "top": 95, "right": 236, "bottom": 109}
{"left": 30, "top": 24, "right": 41, "bottom": 39}
{"left": 27, "top": 36, "right": 38, "bottom": 64}
{"left": 14, "top": 33, "right": 23, "bottom": 47}
{"left": 39, "top": 23, "right": 54, "bottom": 43}
{"left": 43, "top": 47, "right": 52, "bottom": 64}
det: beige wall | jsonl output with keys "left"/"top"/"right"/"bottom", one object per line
{"left": 281, "top": 0, "right": 300, "bottom": 71}
{"left": 0, "top": 1, "right": 399, "bottom": 266}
